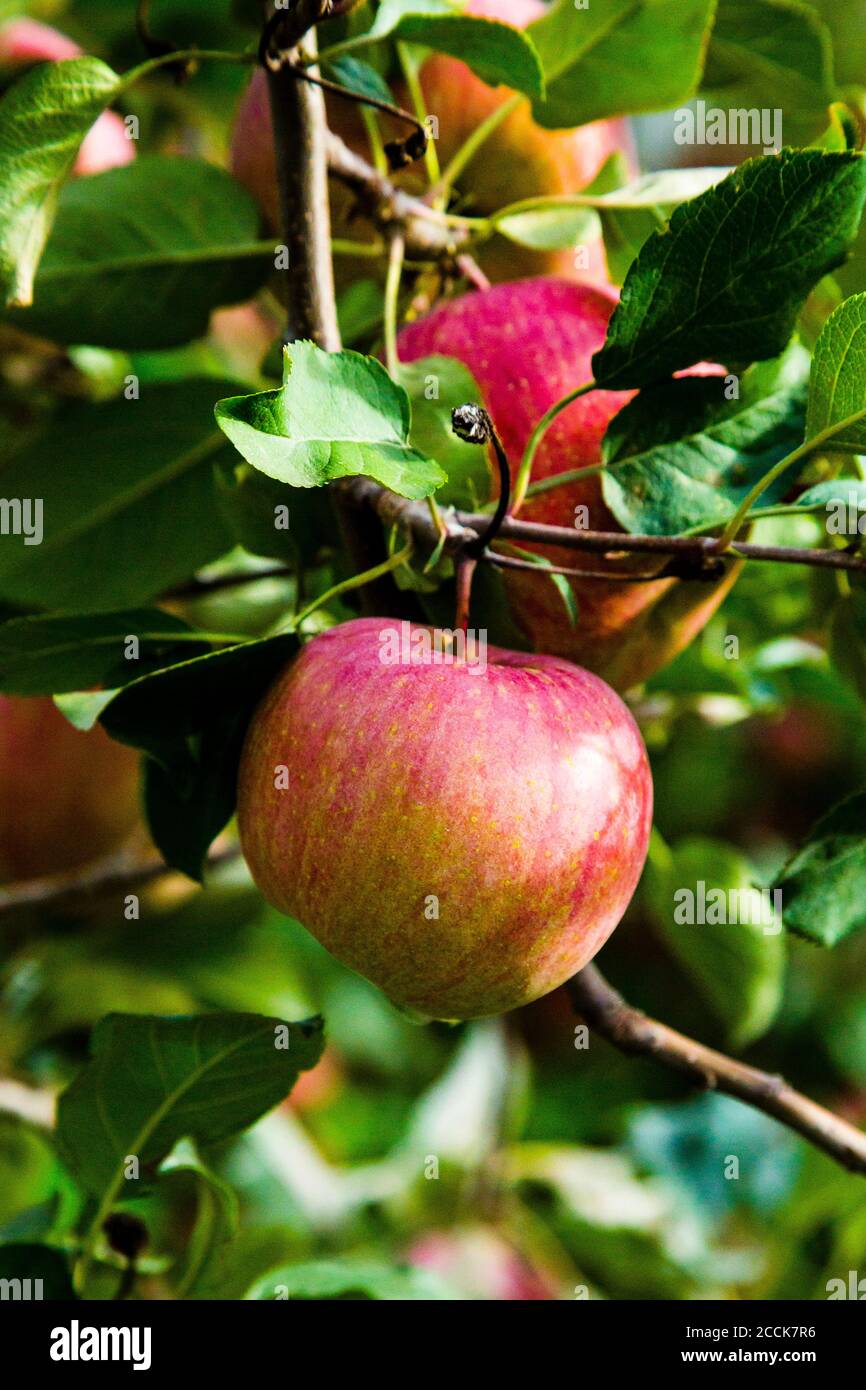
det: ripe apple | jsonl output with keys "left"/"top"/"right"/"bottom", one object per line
{"left": 237, "top": 616, "right": 652, "bottom": 1020}
{"left": 0, "top": 696, "right": 142, "bottom": 882}
{"left": 396, "top": 276, "right": 741, "bottom": 691}
{"left": 0, "top": 18, "right": 135, "bottom": 176}
{"left": 229, "top": 0, "right": 631, "bottom": 284}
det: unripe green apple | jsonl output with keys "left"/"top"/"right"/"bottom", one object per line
{"left": 229, "top": 0, "right": 631, "bottom": 285}
{"left": 396, "top": 276, "right": 741, "bottom": 691}
{"left": 0, "top": 19, "right": 135, "bottom": 176}
{"left": 0, "top": 696, "right": 142, "bottom": 882}
{"left": 237, "top": 617, "right": 652, "bottom": 1020}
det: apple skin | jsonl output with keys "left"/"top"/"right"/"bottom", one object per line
{"left": 237, "top": 617, "right": 652, "bottom": 1020}
{"left": 396, "top": 276, "right": 742, "bottom": 692}
{"left": 0, "top": 696, "right": 142, "bottom": 882}
{"left": 229, "top": 0, "right": 631, "bottom": 285}
{"left": 0, "top": 19, "right": 134, "bottom": 176}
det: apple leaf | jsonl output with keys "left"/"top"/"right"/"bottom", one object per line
{"left": 701, "top": 0, "right": 837, "bottom": 148}
{"left": 601, "top": 369, "right": 807, "bottom": 535}
{"left": 56, "top": 1011, "right": 324, "bottom": 1200}
{"left": 528, "top": 0, "right": 715, "bottom": 129}
{"left": 802, "top": 0, "right": 866, "bottom": 91}
{"left": 492, "top": 167, "right": 729, "bottom": 257}
{"left": 215, "top": 342, "right": 447, "bottom": 501}
{"left": 0, "top": 57, "right": 123, "bottom": 306}
{"left": 100, "top": 631, "right": 298, "bottom": 877}
{"left": 806, "top": 292, "right": 866, "bottom": 453}
{"left": 158, "top": 1140, "right": 240, "bottom": 1298}
{"left": 245, "top": 1259, "right": 454, "bottom": 1301}
{"left": 396, "top": 356, "right": 492, "bottom": 510}
{"left": 4, "top": 157, "right": 274, "bottom": 350}
{"left": 644, "top": 836, "right": 786, "bottom": 1048}
{"left": 0, "top": 381, "right": 237, "bottom": 613}
{"left": 774, "top": 790, "right": 866, "bottom": 946}
{"left": 593, "top": 150, "right": 866, "bottom": 390}
{"left": 0, "top": 609, "right": 207, "bottom": 696}
{"left": 142, "top": 710, "right": 251, "bottom": 882}
{"left": 358, "top": 0, "right": 544, "bottom": 99}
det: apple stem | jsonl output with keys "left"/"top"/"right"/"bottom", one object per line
{"left": 450, "top": 405, "right": 513, "bottom": 632}
{"left": 454, "top": 555, "right": 478, "bottom": 637}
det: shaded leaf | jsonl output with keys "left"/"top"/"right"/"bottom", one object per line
{"left": 593, "top": 151, "right": 866, "bottom": 389}
{"left": 601, "top": 370, "right": 807, "bottom": 535}
{"left": 645, "top": 836, "right": 786, "bottom": 1047}
{"left": 774, "top": 790, "right": 866, "bottom": 945}
{"left": 5, "top": 157, "right": 273, "bottom": 350}
{"left": 0, "top": 609, "right": 203, "bottom": 696}
{"left": 528, "top": 0, "right": 715, "bottom": 128}
{"left": 56, "top": 1011, "right": 324, "bottom": 1199}
{"left": 363, "top": 0, "right": 543, "bottom": 98}
{"left": 701, "top": 0, "right": 836, "bottom": 147}
{"left": 0, "top": 382, "right": 237, "bottom": 612}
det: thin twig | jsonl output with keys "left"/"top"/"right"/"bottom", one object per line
{"left": 264, "top": 4, "right": 340, "bottom": 349}
{"left": 326, "top": 130, "right": 476, "bottom": 260}
{"left": 568, "top": 965, "right": 866, "bottom": 1176}
{"left": 0, "top": 845, "right": 239, "bottom": 923}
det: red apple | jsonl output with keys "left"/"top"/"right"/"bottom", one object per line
{"left": 396, "top": 276, "right": 741, "bottom": 691}
{"left": 229, "top": 0, "right": 631, "bottom": 285}
{"left": 237, "top": 617, "right": 652, "bottom": 1020}
{"left": 0, "top": 19, "right": 135, "bottom": 176}
{"left": 0, "top": 696, "right": 142, "bottom": 882}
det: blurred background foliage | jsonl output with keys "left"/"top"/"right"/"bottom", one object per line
{"left": 1, "top": 0, "right": 866, "bottom": 1300}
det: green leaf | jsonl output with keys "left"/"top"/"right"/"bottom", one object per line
{"left": 5, "top": 157, "right": 273, "bottom": 350}
{"left": 0, "top": 56, "right": 123, "bottom": 306}
{"left": 0, "top": 609, "right": 204, "bottom": 696}
{"left": 0, "top": 382, "right": 236, "bottom": 612}
{"left": 159, "top": 1140, "right": 239, "bottom": 1298}
{"left": 701, "top": 0, "right": 837, "bottom": 148}
{"left": 361, "top": 0, "right": 544, "bottom": 99}
{"left": 774, "top": 790, "right": 866, "bottom": 946}
{"left": 324, "top": 55, "right": 395, "bottom": 107}
{"left": 99, "top": 632, "right": 298, "bottom": 754}
{"left": 600, "top": 369, "right": 807, "bottom": 535}
{"left": 142, "top": 709, "right": 251, "bottom": 882}
{"left": 806, "top": 292, "right": 866, "bottom": 452}
{"left": 99, "top": 631, "right": 298, "bottom": 875}
{"left": 593, "top": 150, "right": 866, "bottom": 389}
{"left": 493, "top": 167, "right": 730, "bottom": 263}
{"left": 215, "top": 341, "right": 446, "bottom": 501}
{"left": 56, "top": 1011, "right": 324, "bottom": 1200}
{"left": 396, "top": 356, "right": 492, "bottom": 509}
{"left": 245, "top": 1257, "right": 455, "bottom": 1301}
{"left": 528, "top": 0, "right": 715, "bottom": 128}
{"left": 801, "top": 0, "right": 866, "bottom": 92}
{"left": 645, "top": 836, "right": 786, "bottom": 1047}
